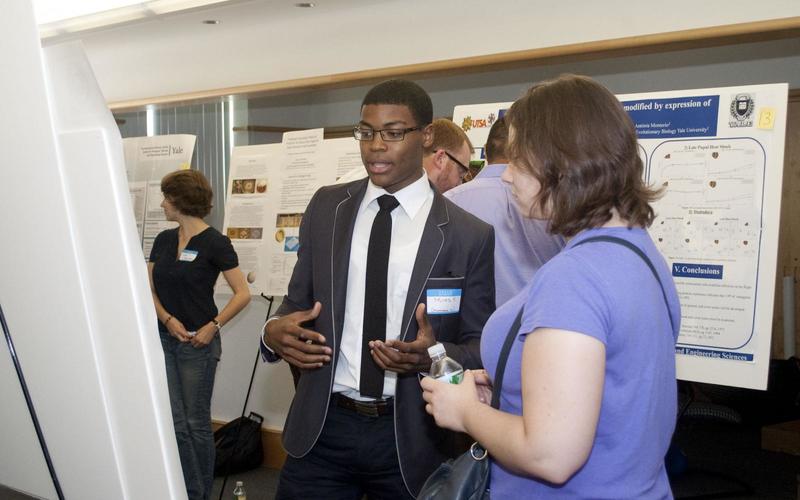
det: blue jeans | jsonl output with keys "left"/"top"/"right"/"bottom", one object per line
{"left": 160, "top": 331, "right": 221, "bottom": 500}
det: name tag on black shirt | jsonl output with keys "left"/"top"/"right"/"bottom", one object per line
{"left": 179, "top": 249, "right": 198, "bottom": 262}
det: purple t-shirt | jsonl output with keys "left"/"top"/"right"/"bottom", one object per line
{"left": 480, "top": 227, "right": 680, "bottom": 499}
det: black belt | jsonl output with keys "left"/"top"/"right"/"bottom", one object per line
{"left": 332, "top": 393, "right": 393, "bottom": 417}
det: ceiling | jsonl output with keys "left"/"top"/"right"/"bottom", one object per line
{"left": 35, "top": 0, "right": 238, "bottom": 33}
{"left": 36, "top": 0, "right": 800, "bottom": 105}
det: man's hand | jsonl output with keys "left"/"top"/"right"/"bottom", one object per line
{"left": 371, "top": 303, "right": 436, "bottom": 374}
{"left": 263, "top": 302, "right": 331, "bottom": 369}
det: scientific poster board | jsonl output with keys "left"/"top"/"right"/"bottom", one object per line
{"left": 452, "top": 102, "right": 510, "bottom": 165}
{"left": 123, "top": 134, "right": 196, "bottom": 258}
{"left": 623, "top": 84, "right": 787, "bottom": 390}
{"left": 219, "top": 130, "right": 362, "bottom": 296}
{"left": 453, "top": 83, "right": 788, "bottom": 390}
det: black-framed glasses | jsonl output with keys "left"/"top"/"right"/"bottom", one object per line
{"left": 353, "top": 126, "right": 421, "bottom": 142}
{"left": 441, "top": 150, "right": 471, "bottom": 181}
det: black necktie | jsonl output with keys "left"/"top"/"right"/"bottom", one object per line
{"left": 360, "top": 194, "right": 400, "bottom": 398}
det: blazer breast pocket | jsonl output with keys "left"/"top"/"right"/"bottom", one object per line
{"left": 424, "top": 276, "right": 464, "bottom": 339}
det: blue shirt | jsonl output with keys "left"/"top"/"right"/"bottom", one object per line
{"left": 445, "top": 164, "right": 564, "bottom": 306}
{"left": 481, "top": 227, "right": 680, "bottom": 499}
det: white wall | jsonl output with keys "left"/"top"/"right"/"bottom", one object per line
{"left": 247, "top": 38, "right": 800, "bottom": 130}
{"left": 59, "top": 0, "right": 800, "bottom": 103}
{"left": 210, "top": 296, "right": 295, "bottom": 429}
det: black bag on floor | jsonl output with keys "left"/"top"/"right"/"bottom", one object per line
{"left": 214, "top": 411, "right": 264, "bottom": 476}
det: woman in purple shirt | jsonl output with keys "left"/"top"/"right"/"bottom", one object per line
{"left": 422, "top": 75, "right": 680, "bottom": 499}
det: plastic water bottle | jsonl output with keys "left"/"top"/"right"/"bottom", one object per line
{"left": 233, "top": 481, "right": 246, "bottom": 500}
{"left": 428, "top": 343, "right": 464, "bottom": 384}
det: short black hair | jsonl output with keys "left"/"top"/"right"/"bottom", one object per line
{"left": 361, "top": 79, "right": 433, "bottom": 127}
{"left": 484, "top": 116, "right": 508, "bottom": 164}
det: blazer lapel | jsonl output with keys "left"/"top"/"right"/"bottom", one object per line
{"left": 400, "top": 188, "right": 449, "bottom": 341}
{"left": 331, "top": 179, "right": 367, "bottom": 351}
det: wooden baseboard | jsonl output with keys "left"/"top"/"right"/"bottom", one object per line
{"left": 212, "top": 419, "right": 287, "bottom": 470}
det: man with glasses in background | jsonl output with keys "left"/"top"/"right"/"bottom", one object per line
{"left": 421, "top": 118, "right": 474, "bottom": 193}
{"left": 335, "top": 117, "right": 474, "bottom": 193}
{"left": 261, "top": 79, "right": 495, "bottom": 499}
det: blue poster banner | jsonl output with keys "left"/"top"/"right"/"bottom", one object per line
{"left": 672, "top": 262, "right": 724, "bottom": 280}
{"left": 623, "top": 95, "right": 719, "bottom": 138}
{"left": 675, "top": 346, "right": 754, "bottom": 362}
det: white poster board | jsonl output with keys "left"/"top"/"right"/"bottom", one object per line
{"left": 220, "top": 130, "right": 362, "bottom": 296}
{"left": 620, "top": 84, "right": 787, "bottom": 390}
{"left": 123, "top": 135, "right": 196, "bottom": 257}
{"left": 452, "top": 83, "right": 788, "bottom": 390}
{"left": 0, "top": 5, "right": 185, "bottom": 498}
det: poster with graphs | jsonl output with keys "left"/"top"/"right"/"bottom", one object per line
{"left": 453, "top": 83, "right": 787, "bottom": 389}
{"left": 621, "top": 83, "right": 787, "bottom": 390}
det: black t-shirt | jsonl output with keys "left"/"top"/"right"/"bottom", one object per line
{"left": 149, "top": 227, "right": 238, "bottom": 332}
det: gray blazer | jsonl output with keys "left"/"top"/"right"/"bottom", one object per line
{"left": 274, "top": 177, "right": 495, "bottom": 497}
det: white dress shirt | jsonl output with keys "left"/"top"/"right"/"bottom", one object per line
{"left": 333, "top": 173, "right": 433, "bottom": 400}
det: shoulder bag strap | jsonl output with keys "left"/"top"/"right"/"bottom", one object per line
{"left": 490, "top": 309, "right": 524, "bottom": 409}
{"left": 573, "top": 235, "right": 675, "bottom": 333}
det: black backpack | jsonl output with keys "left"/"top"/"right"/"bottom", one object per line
{"left": 213, "top": 411, "right": 264, "bottom": 476}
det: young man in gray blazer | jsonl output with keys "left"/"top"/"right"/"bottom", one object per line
{"left": 261, "top": 79, "right": 495, "bottom": 499}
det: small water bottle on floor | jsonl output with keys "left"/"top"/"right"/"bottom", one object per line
{"left": 428, "top": 343, "right": 464, "bottom": 384}
{"left": 232, "top": 480, "right": 246, "bottom": 500}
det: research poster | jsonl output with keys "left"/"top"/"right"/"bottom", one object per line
{"left": 622, "top": 84, "right": 787, "bottom": 390}
{"left": 326, "top": 136, "right": 367, "bottom": 180}
{"left": 453, "top": 83, "right": 787, "bottom": 389}
{"left": 220, "top": 130, "right": 361, "bottom": 296}
{"left": 220, "top": 144, "right": 283, "bottom": 295}
{"left": 452, "top": 102, "right": 510, "bottom": 165}
{"left": 123, "top": 134, "right": 197, "bottom": 257}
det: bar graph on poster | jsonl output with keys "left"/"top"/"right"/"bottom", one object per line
{"left": 453, "top": 83, "right": 788, "bottom": 389}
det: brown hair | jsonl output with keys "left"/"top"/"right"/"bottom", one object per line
{"left": 506, "top": 74, "right": 658, "bottom": 237}
{"left": 161, "top": 169, "right": 213, "bottom": 218}
{"left": 484, "top": 116, "right": 508, "bottom": 164}
{"left": 423, "top": 118, "right": 473, "bottom": 156}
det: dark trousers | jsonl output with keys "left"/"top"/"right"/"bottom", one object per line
{"left": 276, "top": 399, "right": 415, "bottom": 500}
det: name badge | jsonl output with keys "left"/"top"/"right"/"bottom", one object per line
{"left": 426, "top": 289, "right": 462, "bottom": 315}
{"left": 179, "top": 249, "right": 198, "bottom": 262}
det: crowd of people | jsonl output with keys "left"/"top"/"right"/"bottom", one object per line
{"left": 151, "top": 74, "right": 680, "bottom": 500}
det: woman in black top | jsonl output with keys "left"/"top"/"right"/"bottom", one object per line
{"left": 148, "top": 169, "right": 250, "bottom": 500}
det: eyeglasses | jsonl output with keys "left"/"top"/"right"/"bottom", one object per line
{"left": 353, "top": 126, "right": 421, "bottom": 142}
{"left": 441, "top": 150, "right": 471, "bottom": 181}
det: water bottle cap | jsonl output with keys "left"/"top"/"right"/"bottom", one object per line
{"left": 427, "top": 343, "right": 445, "bottom": 357}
